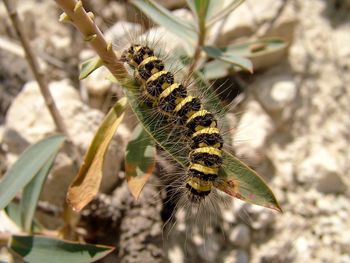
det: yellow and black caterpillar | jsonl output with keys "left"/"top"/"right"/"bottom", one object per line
{"left": 121, "top": 44, "right": 224, "bottom": 203}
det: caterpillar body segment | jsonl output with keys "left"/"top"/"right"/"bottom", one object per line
{"left": 137, "top": 56, "right": 164, "bottom": 81}
{"left": 189, "top": 147, "right": 222, "bottom": 167}
{"left": 121, "top": 44, "right": 224, "bottom": 202}
{"left": 146, "top": 71, "right": 174, "bottom": 98}
{"left": 186, "top": 110, "right": 217, "bottom": 134}
{"left": 174, "top": 96, "right": 202, "bottom": 124}
{"left": 158, "top": 83, "right": 188, "bottom": 115}
{"left": 191, "top": 127, "right": 224, "bottom": 150}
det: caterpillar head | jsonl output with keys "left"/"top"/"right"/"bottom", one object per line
{"left": 121, "top": 44, "right": 154, "bottom": 68}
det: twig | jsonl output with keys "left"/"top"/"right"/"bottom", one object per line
{"left": 0, "top": 36, "right": 66, "bottom": 69}
{"left": 184, "top": 6, "right": 207, "bottom": 85}
{"left": 54, "top": 0, "right": 128, "bottom": 82}
{"left": 3, "top": 0, "right": 80, "bottom": 166}
{"left": 184, "top": 31, "right": 205, "bottom": 85}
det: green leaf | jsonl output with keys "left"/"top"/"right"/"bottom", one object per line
{"left": 5, "top": 202, "right": 21, "bottom": 227}
{"left": 200, "top": 59, "right": 231, "bottom": 80}
{"left": 203, "top": 45, "right": 253, "bottom": 73}
{"left": 0, "top": 135, "right": 65, "bottom": 210}
{"left": 125, "top": 124, "right": 156, "bottom": 200}
{"left": 79, "top": 56, "right": 103, "bottom": 80}
{"left": 119, "top": 81, "right": 281, "bottom": 212}
{"left": 131, "top": 0, "right": 197, "bottom": 44}
{"left": 201, "top": 39, "right": 288, "bottom": 78}
{"left": 216, "top": 151, "right": 282, "bottom": 212}
{"left": 20, "top": 152, "right": 58, "bottom": 233}
{"left": 66, "top": 97, "right": 127, "bottom": 212}
{"left": 5, "top": 202, "right": 44, "bottom": 232}
{"left": 194, "top": 0, "right": 209, "bottom": 15}
{"left": 122, "top": 81, "right": 187, "bottom": 167}
{"left": 206, "top": 0, "right": 245, "bottom": 27}
{"left": 225, "top": 38, "right": 288, "bottom": 71}
{"left": 189, "top": 0, "right": 209, "bottom": 29}
{"left": 9, "top": 235, "right": 114, "bottom": 263}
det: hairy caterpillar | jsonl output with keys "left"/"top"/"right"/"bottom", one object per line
{"left": 121, "top": 44, "right": 224, "bottom": 203}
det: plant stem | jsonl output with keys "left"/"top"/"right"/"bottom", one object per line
{"left": 55, "top": 0, "right": 128, "bottom": 82}
{"left": 3, "top": 0, "right": 80, "bottom": 166}
{"left": 185, "top": 30, "right": 205, "bottom": 85}
{"left": 184, "top": 7, "right": 207, "bottom": 85}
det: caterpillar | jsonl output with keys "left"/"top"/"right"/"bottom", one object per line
{"left": 121, "top": 44, "right": 224, "bottom": 203}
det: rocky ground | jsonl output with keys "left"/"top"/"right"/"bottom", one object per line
{"left": 0, "top": 0, "right": 350, "bottom": 263}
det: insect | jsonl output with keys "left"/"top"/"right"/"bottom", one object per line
{"left": 121, "top": 44, "right": 224, "bottom": 204}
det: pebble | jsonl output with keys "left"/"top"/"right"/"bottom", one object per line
{"left": 229, "top": 224, "right": 251, "bottom": 248}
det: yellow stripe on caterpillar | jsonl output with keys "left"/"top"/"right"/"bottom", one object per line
{"left": 175, "top": 96, "right": 198, "bottom": 113}
{"left": 146, "top": 70, "right": 169, "bottom": 84}
{"left": 159, "top": 83, "right": 180, "bottom": 100}
{"left": 186, "top": 177, "right": 212, "bottom": 192}
{"left": 137, "top": 56, "right": 159, "bottom": 68}
{"left": 192, "top": 127, "right": 220, "bottom": 138}
{"left": 189, "top": 163, "right": 219, "bottom": 175}
{"left": 134, "top": 45, "right": 142, "bottom": 52}
{"left": 186, "top": 110, "right": 209, "bottom": 124}
{"left": 190, "top": 147, "right": 222, "bottom": 157}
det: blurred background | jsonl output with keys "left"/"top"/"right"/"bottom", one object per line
{"left": 0, "top": 0, "right": 349, "bottom": 262}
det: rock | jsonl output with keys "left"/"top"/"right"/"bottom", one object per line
{"left": 237, "top": 204, "right": 275, "bottom": 230}
{"left": 229, "top": 224, "right": 251, "bottom": 248}
{"left": 198, "top": 233, "right": 222, "bottom": 262}
{"left": 223, "top": 250, "right": 249, "bottom": 263}
{"left": 298, "top": 147, "right": 347, "bottom": 194}
{"left": 105, "top": 21, "right": 142, "bottom": 45}
{"left": 215, "top": 0, "right": 297, "bottom": 45}
{"left": 341, "top": 255, "right": 350, "bottom": 263}
{"left": 168, "top": 246, "right": 184, "bottom": 263}
{"left": 233, "top": 100, "right": 275, "bottom": 164}
{"left": 80, "top": 66, "right": 112, "bottom": 109}
{"left": 316, "top": 172, "right": 347, "bottom": 194}
{"left": 3, "top": 80, "right": 130, "bottom": 211}
{"left": 253, "top": 66, "right": 297, "bottom": 122}
{"left": 294, "top": 236, "right": 312, "bottom": 261}
{"left": 336, "top": 230, "right": 350, "bottom": 255}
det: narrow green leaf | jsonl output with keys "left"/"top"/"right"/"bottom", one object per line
{"left": 201, "top": 39, "right": 288, "bottom": 78}
{"left": 206, "top": 0, "right": 245, "bottom": 27}
{"left": 20, "top": 152, "right": 58, "bottom": 233}
{"left": 5, "top": 202, "right": 21, "bottom": 227}
{"left": 201, "top": 59, "right": 231, "bottom": 80}
{"left": 0, "top": 135, "right": 65, "bottom": 210}
{"left": 67, "top": 97, "right": 127, "bottom": 212}
{"left": 194, "top": 0, "right": 209, "bottom": 14}
{"left": 5, "top": 203, "right": 44, "bottom": 232}
{"left": 79, "top": 56, "right": 103, "bottom": 80}
{"left": 122, "top": 81, "right": 188, "bottom": 167}
{"left": 225, "top": 38, "right": 288, "bottom": 71}
{"left": 216, "top": 151, "right": 282, "bottom": 212}
{"left": 203, "top": 45, "right": 253, "bottom": 73}
{"left": 9, "top": 235, "right": 114, "bottom": 263}
{"left": 118, "top": 80, "right": 280, "bottom": 212}
{"left": 125, "top": 124, "right": 156, "bottom": 200}
{"left": 131, "top": 0, "right": 197, "bottom": 43}
{"left": 193, "top": 0, "right": 209, "bottom": 28}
